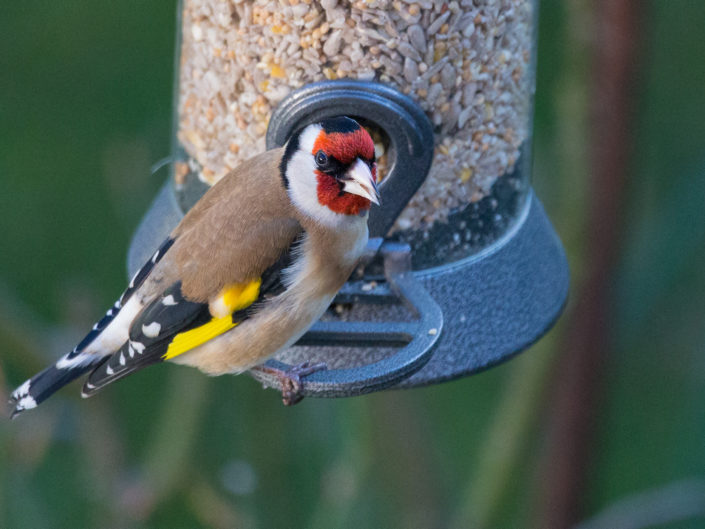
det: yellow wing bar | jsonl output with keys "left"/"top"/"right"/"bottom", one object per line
{"left": 164, "top": 316, "right": 236, "bottom": 360}
{"left": 164, "top": 279, "right": 261, "bottom": 360}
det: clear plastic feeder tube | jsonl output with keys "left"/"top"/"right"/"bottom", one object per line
{"left": 172, "top": 0, "right": 537, "bottom": 269}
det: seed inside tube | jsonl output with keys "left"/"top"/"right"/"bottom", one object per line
{"left": 177, "top": 0, "right": 533, "bottom": 233}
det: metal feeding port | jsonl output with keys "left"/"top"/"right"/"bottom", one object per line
{"left": 265, "top": 80, "right": 436, "bottom": 239}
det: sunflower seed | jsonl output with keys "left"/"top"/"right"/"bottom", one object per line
{"left": 407, "top": 24, "right": 427, "bottom": 53}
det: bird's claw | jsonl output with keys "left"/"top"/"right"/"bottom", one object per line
{"left": 253, "top": 361, "right": 327, "bottom": 406}
{"left": 279, "top": 361, "right": 327, "bottom": 406}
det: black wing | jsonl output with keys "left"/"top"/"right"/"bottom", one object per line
{"left": 82, "top": 239, "right": 299, "bottom": 396}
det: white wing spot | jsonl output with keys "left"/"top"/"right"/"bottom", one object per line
{"left": 130, "top": 341, "right": 146, "bottom": 355}
{"left": 151, "top": 250, "right": 160, "bottom": 263}
{"left": 106, "top": 364, "right": 114, "bottom": 375}
{"left": 119, "top": 352, "right": 126, "bottom": 366}
{"left": 142, "top": 322, "right": 161, "bottom": 338}
{"left": 162, "top": 295, "right": 177, "bottom": 306}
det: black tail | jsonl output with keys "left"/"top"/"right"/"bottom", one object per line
{"left": 8, "top": 238, "right": 178, "bottom": 419}
{"left": 82, "top": 341, "right": 163, "bottom": 398}
{"left": 9, "top": 362, "right": 95, "bottom": 418}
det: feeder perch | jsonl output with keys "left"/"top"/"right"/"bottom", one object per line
{"left": 128, "top": 0, "right": 568, "bottom": 398}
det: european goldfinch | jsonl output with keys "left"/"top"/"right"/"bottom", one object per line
{"left": 10, "top": 116, "right": 380, "bottom": 417}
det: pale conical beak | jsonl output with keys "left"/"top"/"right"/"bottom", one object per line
{"left": 341, "top": 158, "right": 381, "bottom": 205}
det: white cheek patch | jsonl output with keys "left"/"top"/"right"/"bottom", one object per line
{"left": 287, "top": 150, "right": 345, "bottom": 227}
{"left": 287, "top": 124, "right": 340, "bottom": 226}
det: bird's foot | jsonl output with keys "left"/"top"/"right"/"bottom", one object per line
{"left": 253, "top": 361, "right": 327, "bottom": 406}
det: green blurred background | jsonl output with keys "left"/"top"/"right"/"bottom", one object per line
{"left": 1, "top": 1, "right": 704, "bottom": 528}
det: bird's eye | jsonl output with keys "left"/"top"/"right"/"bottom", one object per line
{"left": 315, "top": 150, "right": 328, "bottom": 167}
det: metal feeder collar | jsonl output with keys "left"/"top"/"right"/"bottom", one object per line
{"left": 128, "top": 80, "right": 569, "bottom": 397}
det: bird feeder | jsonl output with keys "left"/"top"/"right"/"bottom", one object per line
{"left": 129, "top": 0, "right": 568, "bottom": 397}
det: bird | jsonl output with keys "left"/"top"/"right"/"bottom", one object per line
{"left": 9, "top": 116, "right": 380, "bottom": 417}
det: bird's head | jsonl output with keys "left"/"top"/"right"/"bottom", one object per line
{"left": 281, "top": 117, "right": 380, "bottom": 225}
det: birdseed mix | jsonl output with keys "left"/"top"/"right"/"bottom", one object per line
{"left": 176, "top": 0, "right": 535, "bottom": 235}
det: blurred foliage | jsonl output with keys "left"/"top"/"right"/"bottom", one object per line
{"left": 1, "top": 1, "right": 704, "bottom": 528}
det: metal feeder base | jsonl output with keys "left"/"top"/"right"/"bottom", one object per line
{"left": 395, "top": 192, "right": 568, "bottom": 387}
